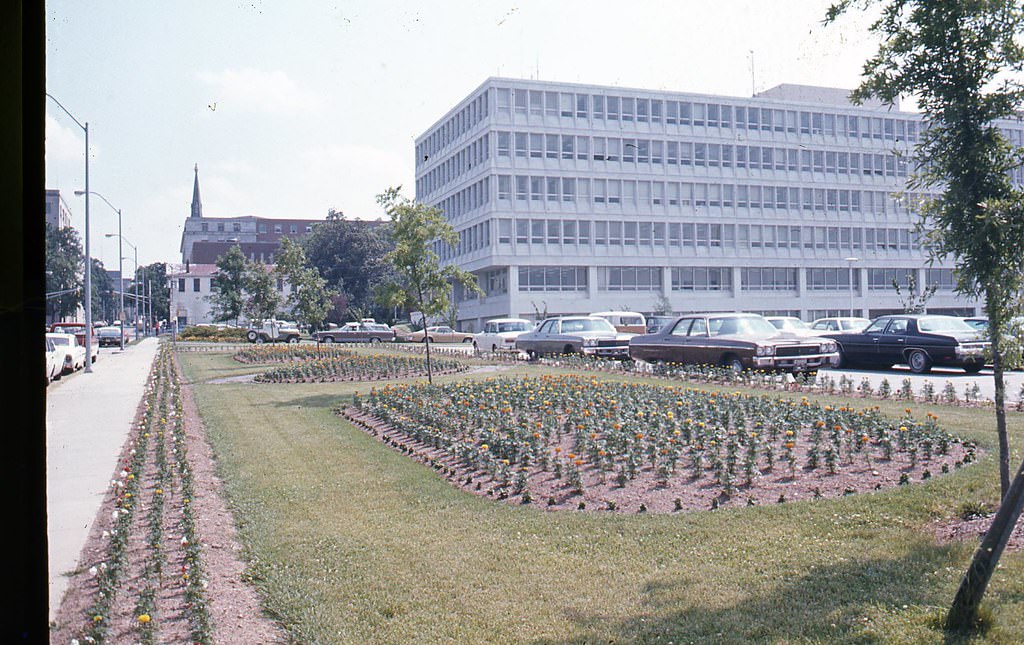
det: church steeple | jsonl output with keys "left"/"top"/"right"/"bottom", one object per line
{"left": 190, "top": 163, "right": 203, "bottom": 218}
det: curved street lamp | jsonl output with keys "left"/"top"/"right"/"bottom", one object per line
{"left": 76, "top": 190, "right": 126, "bottom": 349}
{"left": 47, "top": 93, "right": 93, "bottom": 371}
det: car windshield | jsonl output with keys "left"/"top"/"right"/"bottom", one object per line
{"left": 52, "top": 325, "right": 80, "bottom": 333}
{"left": 497, "top": 321, "right": 532, "bottom": 332}
{"left": 918, "top": 316, "right": 975, "bottom": 332}
{"left": 709, "top": 316, "right": 778, "bottom": 337}
{"left": 50, "top": 336, "right": 70, "bottom": 346}
{"left": 560, "top": 318, "right": 615, "bottom": 333}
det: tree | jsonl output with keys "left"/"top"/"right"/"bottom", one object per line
{"left": 208, "top": 245, "right": 248, "bottom": 325}
{"left": 90, "top": 259, "right": 116, "bottom": 324}
{"left": 45, "top": 222, "right": 83, "bottom": 322}
{"left": 375, "top": 187, "right": 481, "bottom": 382}
{"left": 134, "top": 263, "right": 170, "bottom": 323}
{"left": 892, "top": 272, "right": 936, "bottom": 314}
{"left": 242, "top": 261, "right": 281, "bottom": 327}
{"left": 827, "top": 0, "right": 1024, "bottom": 631}
{"left": 303, "top": 209, "right": 395, "bottom": 323}
{"left": 274, "top": 238, "right": 336, "bottom": 330}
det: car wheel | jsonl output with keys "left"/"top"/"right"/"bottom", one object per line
{"left": 370, "top": 337, "right": 381, "bottom": 345}
{"left": 834, "top": 349, "right": 855, "bottom": 369}
{"left": 287, "top": 336, "right": 299, "bottom": 344}
{"left": 322, "top": 336, "right": 334, "bottom": 344}
{"left": 254, "top": 336, "right": 265, "bottom": 345}
{"left": 526, "top": 349, "right": 538, "bottom": 361}
{"left": 563, "top": 344, "right": 577, "bottom": 355}
{"left": 963, "top": 363, "right": 983, "bottom": 374}
{"left": 463, "top": 337, "right": 474, "bottom": 344}
{"left": 421, "top": 337, "right": 429, "bottom": 343}
{"left": 907, "top": 349, "right": 932, "bottom": 374}
{"left": 246, "top": 330, "right": 258, "bottom": 342}
{"left": 722, "top": 355, "right": 744, "bottom": 373}
{"left": 491, "top": 344, "right": 498, "bottom": 353}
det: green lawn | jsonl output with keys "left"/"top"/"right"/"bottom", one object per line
{"left": 180, "top": 349, "right": 1024, "bottom": 643}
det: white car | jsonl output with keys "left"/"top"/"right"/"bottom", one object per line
{"left": 473, "top": 318, "right": 535, "bottom": 353}
{"left": 45, "top": 336, "right": 64, "bottom": 383}
{"left": 46, "top": 332, "right": 86, "bottom": 374}
{"left": 764, "top": 316, "right": 820, "bottom": 337}
{"left": 810, "top": 317, "right": 872, "bottom": 334}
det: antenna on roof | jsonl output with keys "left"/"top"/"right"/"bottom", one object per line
{"left": 749, "top": 50, "right": 756, "bottom": 96}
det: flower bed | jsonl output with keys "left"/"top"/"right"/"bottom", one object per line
{"left": 250, "top": 351, "right": 467, "bottom": 383}
{"left": 233, "top": 345, "right": 355, "bottom": 363}
{"left": 345, "top": 374, "right": 975, "bottom": 512}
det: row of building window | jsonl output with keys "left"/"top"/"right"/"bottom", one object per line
{"left": 417, "top": 91, "right": 489, "bottom": 166}
{"left": 494, "top": 87, "right": 926, "bottom": 143}
{"left": 494, "top": 132, "right": 911, "bottom": 178}
{"left": 511, "top": 266, "right": 953, "bottom": 293}
{"left": 434, "top": 177, "right": 491, "bottom": 222}
{"left": 417, "top": 133, "right": 491, "bottom": 197}
{"left": 485, "top": 218, "right": 920, "bottom": 254}
{"left": 176, "top": 277, "right": 294, "bottom": 293}
{"left": 494, "top": 174, "right": 910, "bottom": 215}
{"left": 196, "top": 221, "right": 313, "bottom": 235}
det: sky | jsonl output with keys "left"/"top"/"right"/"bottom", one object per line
{"left": 45, "top": 0, "right": 885, "bottom": 271}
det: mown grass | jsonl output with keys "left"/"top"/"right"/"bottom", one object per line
{"left": 180, "top": 349, "right": 1024, "bottom": 643}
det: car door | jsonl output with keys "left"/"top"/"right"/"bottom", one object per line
{"left": 837, "top": 318, "right": 888, "bottom": 365}
{"left": 873, "top": 317, "right": 910, "bottom": 366}
{"left": 684, "top": 317, "right": 712, "bottom": 364}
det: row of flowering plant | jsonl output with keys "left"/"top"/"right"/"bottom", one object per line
{"left": 250, "top": 352, "right": 466, "bottom": 383}
{"left": 350, "top": 375, "right": 974, "bottom": 509}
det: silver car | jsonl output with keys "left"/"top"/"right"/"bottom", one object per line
{"left": 515, "top": 316, "right": 633, "bottom": 359}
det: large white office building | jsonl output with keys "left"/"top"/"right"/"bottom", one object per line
{"left": 414, "top": 78, "right": 1011, "bottom": 332}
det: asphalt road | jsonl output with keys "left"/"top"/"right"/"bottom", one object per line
{"left": 46, "top": 337, "right": 160, "bottom": 620}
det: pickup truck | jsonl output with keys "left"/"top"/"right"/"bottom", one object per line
{"left": 245, "top": 320, "right": 302, "bottom": 344}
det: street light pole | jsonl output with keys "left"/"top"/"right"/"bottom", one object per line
{"left": 79, "top": 190, "right": 127, "bottom": 349}
{"left": 845, "top": 257, "right": 860, "bottom": 318}
{"left": 48, "top": 93, "right": 93, "bottom": 371}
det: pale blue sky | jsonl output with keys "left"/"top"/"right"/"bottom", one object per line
{"left": 45, "top": 0, "right": 882, "bottom": 270}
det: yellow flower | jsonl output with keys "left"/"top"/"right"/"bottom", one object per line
{"left": 138, "top": 614, "right": 151, "bottom": 624}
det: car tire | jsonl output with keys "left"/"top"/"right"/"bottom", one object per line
{"left": 370, "top": 337, "right": 381, "bottom": 345}
{"left": 421, "top": 337, "right": 429, "bottom": 343}
{"left": 463, "top": 337, "right": 474, "bottom": 344}
{"left": 722, "top": 355, "right": 744, "bottom": 373}
{"left": 563, "top": 344, "right": 577, "bottom": 355}
{"left": 963, "top": 363, "right": 983, "bottom": 374}
{"left": 834, "top": 350, "right": 855, "bottom": 369}
{"left": 254, "top": 336, "right": 265, "bottom": 345}
{"left": 246, "top": 330, "right": 258, "bottom": 343}
{"left": 491, "top": 344, "right": 498, "bottom": 353}
{"left": 287, "top": 336, "right": 299, "bottom": 344}
{"left": 907, "top": 349, "right": 932, "bottom": 374}
{"left": 322, "top": 336, "right": 334, "bottom": 344}
{"left": 526, "top": 349, "right": 538, "bottom": 361}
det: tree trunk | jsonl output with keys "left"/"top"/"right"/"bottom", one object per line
{"left": 419, "top": 303, "right": 432, "bottom": 385}
{"left": 988, "top": 299, "right": 1011, "bottom": 498}
{"left": 946, "top": 457, "right": 1024, "bottom": 630}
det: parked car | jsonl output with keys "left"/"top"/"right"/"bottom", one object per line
{"left": 46, "top": 332, "right": 86, "bottom": 374}
{"left": 809, "top": 317, "right": 872, "bottom": 334}
{"left": 314, "top": 322, "right": 395, "bottom": 344}
{"left": 645, "top": 315, "right": 677, "bottom": 335}
{"left": 820, "top": 314, "right": 989, "bottom": 373}
{"left": 473, "top": 318, "right": 535, "bottom": 353}
{"left": 45, "top": 336, "right": 64, "bottom": 383}
{"left": 401, "top": 326, "right": 474, "bottom": 344}
{"left": 962, "top": 317, "right": 989, "bottom": 333}
{"left": 629, "top": 312, "right": 839, "bottom": 372}
{"left": 515, "top": 316, "right": 633, "bottom": 359}
{"left": 245, "top": 320, "right": 301, "bottom": 344}
{"left": 49, "top": 322, "right": 88, "bottom": 346}
{"left": 589, "top": 311, "right": 647, "bottom": 334}
{"left": 764, "top": 316, "right": 819, "bottom": 337}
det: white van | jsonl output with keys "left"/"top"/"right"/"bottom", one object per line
{"left": 589, "top": 311, "right": 647, "bottom": 334}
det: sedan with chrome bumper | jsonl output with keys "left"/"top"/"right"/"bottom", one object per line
{"left": 629, "top": 313, "right": 839, "bottom": 372}
{"left": 515, "top": 316, "right": 633, "bottom": 359}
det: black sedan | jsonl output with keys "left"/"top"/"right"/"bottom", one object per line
{"left": 822, "top": 314, "right": 988, "bottom": 374}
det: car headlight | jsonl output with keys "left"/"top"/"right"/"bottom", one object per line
{"left": 821, "top": 341, "right": 837, "bottom": 353}
{"left": 755, "top": 345, "right": 774, "bottom": 356}
{"left": 583, "top": 338, "right": 599, "bottom": 347}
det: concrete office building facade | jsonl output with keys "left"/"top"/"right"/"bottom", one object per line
{"left": 414, "top": 78, "right": 1012, "bottom": 332}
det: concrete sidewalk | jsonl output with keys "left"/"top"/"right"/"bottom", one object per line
{"left": 46, "top": 337, "right": 160, "bottom": 620}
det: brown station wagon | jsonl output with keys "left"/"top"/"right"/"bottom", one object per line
{"left": 628, "top": 312, "right": 840, "bottom": 372}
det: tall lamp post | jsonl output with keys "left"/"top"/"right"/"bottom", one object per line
{"left": 47, "top": 93, "right": 93, "bottom": 371}
{"left": 76, "top": 190, "right": 126, "bottom": 349}
{"left": 845, "top": 257, "right": 860, "bottom": 318}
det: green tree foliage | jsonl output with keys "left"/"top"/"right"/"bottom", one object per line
{"left": 242, "top": 261, "right": 282, "bottom": 327}
{"left": 827, "top": 0, "right": 1024, "bottom": 631}
{"left": 891, "top": 272, "right": 936, "bottom": 314}
{"left": 134, "top": 263, "right": 170, "bottom": 323}
{"left": 303, "top": 209, "right": 394, "bottom": 322}
{"left": 90, "top": 259, "right": 116, "bottom": 324}
{"left": 209, "top": 245, "right": 248, "bottom": 325}
{"left": 274, "top": 238, "right": 336, "bottom": 330}
{"left": 375, "top": 187, "right": 481, "bottom": 382}
{"left": 45, "top": 222, "right": 83, "bottom": 321}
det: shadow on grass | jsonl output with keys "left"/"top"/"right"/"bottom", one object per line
{"left": 543, "top": 543, "right": 978, "bottom": 644}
